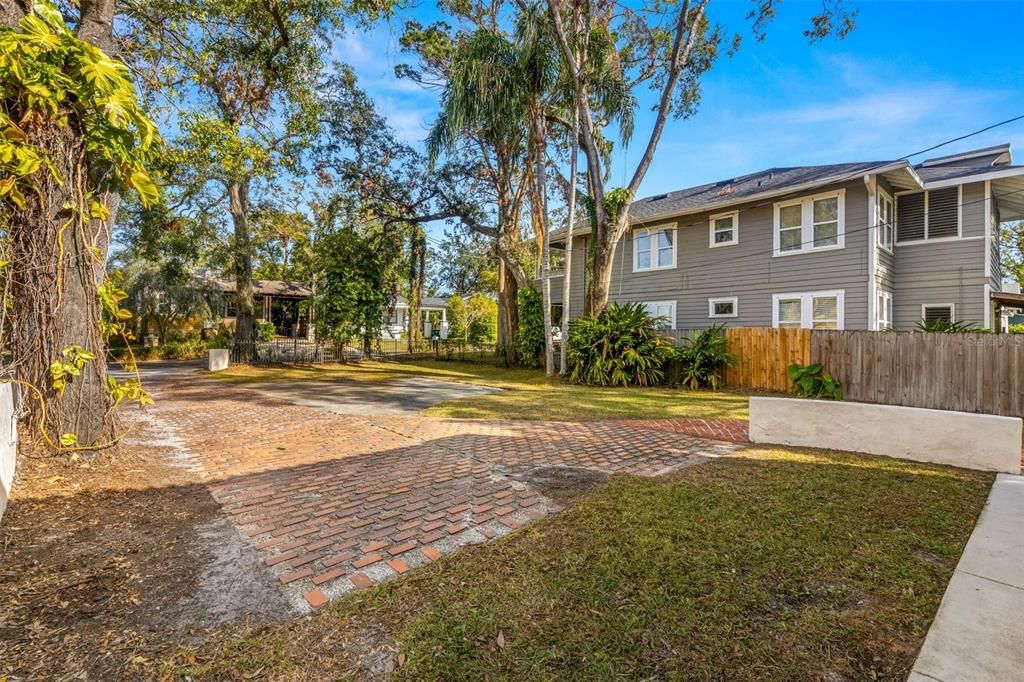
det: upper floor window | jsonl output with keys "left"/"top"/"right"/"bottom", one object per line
{"left": 633, "top": 226, "right": 676, "bottom": 272}
{"left": 773, "top": 190, "right": 845, "bottom": 256}
{"left": 877, "top": 190, "right": 894, "bottom": 251}
{"left": 772, "top": 290, "right": 845, "bottom": 330}
{"left": 709, "top": 211, "right": 738, "bottom": 247}
{"left": 896, "top": 187, "right": 960, "bottom": 243}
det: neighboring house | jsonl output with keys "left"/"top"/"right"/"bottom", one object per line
{"left": 383, "top": 296, "right": 449, "bottom": 339}
{"left": 549, "top": 143, "right": 1024, "bottom": 331}
{"left": 201, "top": 277, "right": 314, "bottom": 339}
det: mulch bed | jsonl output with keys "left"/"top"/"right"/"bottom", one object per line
{"left": 0, "top": 417, "right": 290, "bottom": 680}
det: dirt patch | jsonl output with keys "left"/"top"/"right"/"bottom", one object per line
{"left": 0, "top": 415, "right": 291, "bottom": 680}
{"left": 513, "top": 465, "right": 611, "bottom": 502}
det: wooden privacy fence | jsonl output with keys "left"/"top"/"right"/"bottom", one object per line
{"left": 700, "top": 327, "right": 1024, "bottom": 417}
{"left": 723, "top": 328, "right": 811, "bottom": 393}
{"left": 812, "top": 330, "right": 1024, "bottom": 418}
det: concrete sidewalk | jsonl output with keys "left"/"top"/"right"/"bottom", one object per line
{"left": 910, "top": 473, "right": 1024, "bottom": 681}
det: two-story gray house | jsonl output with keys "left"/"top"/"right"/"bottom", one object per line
{"left": 550, "top": 143, "right": 1024, "bottom": 331}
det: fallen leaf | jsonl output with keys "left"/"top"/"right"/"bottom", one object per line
{"left": 496, "top": 631, "right": 506, "bottom": 649}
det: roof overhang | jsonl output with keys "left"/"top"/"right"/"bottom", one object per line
{"left": 923, "top": 166, "right": 1024, "bottom": 190}
{"left": 921, "top": 143, "right": 1011, "bottom": 168}
{"left": 992, "top": 291, "right": 1024, "bottom": 308}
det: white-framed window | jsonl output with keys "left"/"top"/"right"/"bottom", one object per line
{"left": 709, "top": 211, "right": 738, "bottom": 248}
{"left": 633, "top": 226, "right": 676, "bottom": 272}
{"left": 771, "top": 290, "right": 845, "bottom": 330}
{"left": 877, "top": 291, "right": 893, "bottom": 330}
{"left": 877, "top": 189, "right": 895, "bottom": 252}
{"left": 773, "top": 189, "right": 846, "bottom": 256}
{"left": 708, "top": 296, "right": 738, "bottom": 318}
{"left": 642, "top": 300, "right": 676, "bottom": 330}
{"left": 921, "top": 304, "right": 955, "bottom": 325}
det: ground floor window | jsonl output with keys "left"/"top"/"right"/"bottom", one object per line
{"left": 642, "top": 300, "right": 676, "bottom": 330}
{"left": 922, "top": 304, "right": 954, "bottom": 324}
{"left": 772, "top": 290, "right": 844, "bottom": 330}
{"left": 708, "top": 296, "right": 738, "bottom": 318}
{"left": 877, "top": 292, "right": 893, "bottom": 330}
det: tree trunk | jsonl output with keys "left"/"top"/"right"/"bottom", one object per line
{"left": 406, "top": 228, "right": 426, "bottom": 353}
{"left": 585, "top": 219, "right": 625, "bottom": 314}
{"left": 229, "top": 178, "right": 256, "bottom": 357}
{"left": 559, "top": 103, "right": 579, "bottom": 376}
{"left": 8, "top": 118, "right": 114, "bottom": 447}
{"left": 532, "top": 108, "right": 555, "bottom": 376}
{"left": 2, "top": 0, "right": 126, "bottom": 449}
{"left": 496, "top": 260, "right": 519, "bottom": 367}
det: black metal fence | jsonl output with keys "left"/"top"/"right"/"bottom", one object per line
{"left": 228, "top": 339, "right": 347, "bottom": 365}
{"left": 225, "top": 338, "right": 498, "bottom": 365}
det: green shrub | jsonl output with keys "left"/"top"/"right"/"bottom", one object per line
{"left": 256, "top": 321, "right": 277, "bottom": 342}
{"left": 1009, "top": 324, "right": 1024, "bottom": 334}
{"left": 567, "top": 302, "right": 675, "bottom": 386}
{"left": 515, "top": 287, "right": 546, "bottom": 368}
{"left": 673, "top": 324, "right": 735, "bottom": 390}
{"left": 916, "top": 319, "right": 984, "bottom": 333}
{"left": 787, "top": 362, "right": 843, "bottom": 400}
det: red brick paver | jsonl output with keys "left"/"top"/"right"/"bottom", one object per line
{"left": 149, "top": 376, "right": 740, "bottom": 608}
{"left": 611, "top": 417, "right": 750, "bottom": 444}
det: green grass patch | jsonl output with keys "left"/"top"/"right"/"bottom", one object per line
{"left": 167, "top": 449, "right": 991, "bottom": 681}
{"left": 209, "top": 359, "right": 751, "bottom": 421}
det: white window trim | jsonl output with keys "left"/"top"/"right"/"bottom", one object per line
{"left": 632, "top": 226, "right": 677, "bottom": 272}
{"left": 771, "top": 289, "right": 846, "bottom": 330}
{"left": 772, "top": 189, "right": 846, "bottom": 257}
{"left": 876, "top": 188, "right": 895, "bottom": 254}
{"left": 708, "top": 211, "right": 739, "bottom": 248}
{"left": 708, "top": 296, "right": 738, "bottom": 318}
{"left": 877, "top": 291, "right": 893, "bottom": 329}
{"left": 921, "top": 303, "right": 956, "bottom": 323}
{"left": 894, "top": 187, "right": 963, "bottom": 244}
{"left": 642, "top": 300, "right": 677, "bottom": 330}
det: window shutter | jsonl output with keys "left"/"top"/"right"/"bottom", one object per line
{"left": 924, "top": 306, "right": 952, "bottom": 324}
{"left": 927, "top": 187, "right": 959, "bottom": 238}
{"left": 897, "top": 193, "right": 925, "bottom": 241}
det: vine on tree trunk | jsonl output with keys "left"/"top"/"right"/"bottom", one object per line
{"left": 1, "top": 2, "right": 160, "bottom": 451}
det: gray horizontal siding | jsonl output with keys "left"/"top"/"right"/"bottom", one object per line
{"left": 549, "top": 177, "right": 990, "bottom": 332}
{"left": 892, "top": 237, "right": 988, "bottom": 328}
{"left": 610, "top": 180, "right": 871, "bottom": 329}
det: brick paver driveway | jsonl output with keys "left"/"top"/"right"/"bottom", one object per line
{"left": 150, "top": 374, "right": 741, "bottom": 611}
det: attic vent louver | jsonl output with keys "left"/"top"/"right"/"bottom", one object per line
{"left": 649, "top": 193, "right": 668, "bottom": 201}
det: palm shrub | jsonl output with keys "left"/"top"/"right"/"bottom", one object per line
{"left": 567, "top": 302, "right": 675, "bottom": 386}
{"left": 915, "top": 319, "right": 984, "bottom": 332}
{"left": 674, "top": 324, "right": 735, "bottom": 390}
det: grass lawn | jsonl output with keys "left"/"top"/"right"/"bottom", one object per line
{"left": 167, "top": 448, "right": 991, "bottom": 681}
{"left": 209, "top": 358, "right": 751, "bottom": 421}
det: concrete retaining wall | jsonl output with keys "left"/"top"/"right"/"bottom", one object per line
{"left": 208, "top": 349, "right": 229, "bottom": 372}
{"left": 749, "top": 397, "right": 1022, "bottom": 474}
{"left": 0, "top": 383, "right": 17, "bottom": 521}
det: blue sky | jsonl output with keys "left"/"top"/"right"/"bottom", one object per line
{"left": 337, "top": 0, "right": 1024, "bottom": 227}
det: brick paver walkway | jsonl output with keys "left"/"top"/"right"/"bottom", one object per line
{"left": 611, "top": 418, "right": 750, "bottom": 444}
{"left": 150, "top": 378, "right": 741, "bottom": 610}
